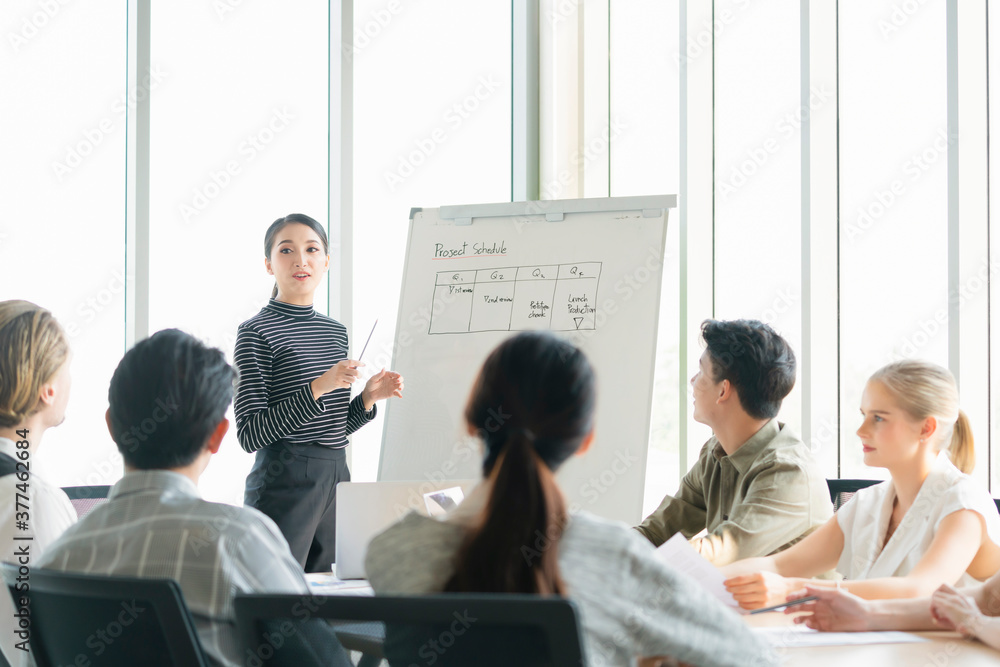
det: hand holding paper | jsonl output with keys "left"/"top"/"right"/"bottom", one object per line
{"left": 653, "top": 533, "right": 743, "bottom": 612}
{"left": 724, "top": 570, "right": 801, "bottom": 611}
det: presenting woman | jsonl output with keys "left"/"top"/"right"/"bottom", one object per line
{"left": 235, "top": 214, "right": 403, "bottom": 573}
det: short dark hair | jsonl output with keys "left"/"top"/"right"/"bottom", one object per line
{"left": 701, "top": 319, "right": 796, "bottom": 420}
{"left": 107, "top": 329, "right": 235, "bottom": 469}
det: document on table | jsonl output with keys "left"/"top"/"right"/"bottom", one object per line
{"left": 754, "top": 625, "right": 929, "bottom": 647}
{"left": 653, "top": 533, "right": 742, "bottom": 612}
{"left": 306, "top": 573, "right": 374, "bottom": 596}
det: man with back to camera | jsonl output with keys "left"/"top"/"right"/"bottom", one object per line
{"left": 635, "top": 319, "right": 832, "bottom": 566}
{"left": 36, "top": 329, "right": 349, "bottom": 667}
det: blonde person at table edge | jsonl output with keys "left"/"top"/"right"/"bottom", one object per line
{"left": 0, "top": 301, "right": 77, "bottom": 666}
{"left": 234, "top": 213, "right": 403, "bottom": 573}
{"left": 365, "top": 331, "right": 776, "bottom": 667}
{"left": 783, "top": 570, "right": 1000, "bottom": 652}
{"left": 722, "top": 360, "right": 1000, "bottom": 610}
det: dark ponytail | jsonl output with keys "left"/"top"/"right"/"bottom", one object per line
{"left": 263, "top": 214, "right": 329, "bottom": 299}
{"left": 444, "top": 332, "right": 595, "bottom": 595}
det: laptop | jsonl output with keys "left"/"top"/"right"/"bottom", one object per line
{"left": 334, "top": 479, "right": 477, "bottom": 579}
{"left": 61, "top": 485, "right": 112, "bottom": 518}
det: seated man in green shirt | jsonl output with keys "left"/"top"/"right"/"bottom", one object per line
{"left": 636, "top": 319, "right": 832, "bottom": 566}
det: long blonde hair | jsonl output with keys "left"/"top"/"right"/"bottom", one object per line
{"left": 0, "top": 301, "right": 69, "bottom": 428}
{"left": 870, "top": 360, "right": 974, "bottom": 474}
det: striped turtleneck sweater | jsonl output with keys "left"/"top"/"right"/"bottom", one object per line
{"left": 233, "top": 298, "right": 375, "bottom": 453}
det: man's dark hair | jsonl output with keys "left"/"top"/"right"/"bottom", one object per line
{"left": 701, "top": 319, "right": 796, "bottom": 420}
{"left": 107, "top": 329, "right": 236, "bottom": 469}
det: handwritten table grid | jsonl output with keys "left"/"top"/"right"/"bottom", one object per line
{"left": 428, "top": 262, "right": 603, "bottom": 335}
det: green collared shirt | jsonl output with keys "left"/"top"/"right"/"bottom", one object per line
{"left": 636, "top": 420, "right": 833, "bottom": 566}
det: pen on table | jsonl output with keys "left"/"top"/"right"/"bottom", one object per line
{"left": 748, "top": 595, "right": 818, "bottom": 615}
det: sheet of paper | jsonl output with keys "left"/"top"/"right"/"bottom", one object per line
{"left": 754, "top": 625, "right": 929, "bottom": 647}
{"left": 653, "top": 532, "right": 741, "bottom": 611}
{"left": 306, "top": 573, "right": 375, "bottom": 597}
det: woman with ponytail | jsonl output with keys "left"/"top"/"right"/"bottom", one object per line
{"left": 366, "top": 332, "right": 775, "bottom": 667}
{"left": 723, "top": 360, "right": 1000, "bottom": 610}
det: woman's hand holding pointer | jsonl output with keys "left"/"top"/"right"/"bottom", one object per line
{"left": 311, "top": 359, "right": 364, "bottom": 400}
{"left": 311, "top": 358, "right": 404, "bottom": 409}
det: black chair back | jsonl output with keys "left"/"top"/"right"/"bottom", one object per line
{"left": 826, "top": 478, "right": 881, "bottom": 512}
{"left": 60, "top": 485, "right": 112, "bottom": 518}
{"left": 234, "top": 593, "right": 586, "bottom": 667}
{"left": 0, "top": 562, "right": 208, "bottom": 667}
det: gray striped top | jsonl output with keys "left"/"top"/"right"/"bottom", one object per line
{"left": 366, "top": 509, "right": 777, "bottom": 667}
{"left": 234, "top": 298, "right": 375, "bottom": 452}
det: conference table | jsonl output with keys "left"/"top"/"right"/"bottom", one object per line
{"left": 745, "top": 611, "right": 999, "bottom": 666}
{"left": 306, "top": 573, "right": 999, "bottom": 666}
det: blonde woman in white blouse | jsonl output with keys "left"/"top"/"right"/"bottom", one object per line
{"left": 721, "top": 360, "right": 1000, "bottom": 610}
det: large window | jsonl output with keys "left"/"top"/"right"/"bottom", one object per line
{"left": 608, "top": 1, "right": 682, "bottom": 515}
{"left": 1, "top": 2, "right": 331, "bottom": 505}
{"left": 714, "top": 0, "right": 802, "bottom": 442}
{"left": 541, "top": 1, "right": 682, "bottom": 516}
{"left": 148, "top": 2, "right": 329, "bottom": 504}
{"left": 351, "top": 0, "right": 513, "bottom": 481}
{"left": 838, "top": 0, "right": 948, "bottom": 480}
{"left": 0, "top": 2, "right": 127, "bottom": 487}
{"left": 7, "top": 2, "right": 999, "bottom": 517}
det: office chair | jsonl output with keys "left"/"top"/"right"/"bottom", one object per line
{"left": 60, "top": 485, "right": 112, "bottom": 518}
{"left": 1, "top": 562, "right": 209, "bottom": 667}
{"left": 826, "top": 479, "right": 881, "bottom": 512}
{"left": 234, "top": 593, "right": 587, "bottom": 667}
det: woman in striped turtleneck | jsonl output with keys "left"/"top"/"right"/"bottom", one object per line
{"left": 234, "top": 214, "right": 403, "bottom": 573}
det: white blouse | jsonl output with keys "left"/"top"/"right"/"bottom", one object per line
{"left": 0, "top": 437, "right": 77, "bottom": 666}
{"left": 836, "top": 451, "right": 1000, "bottom": 586}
